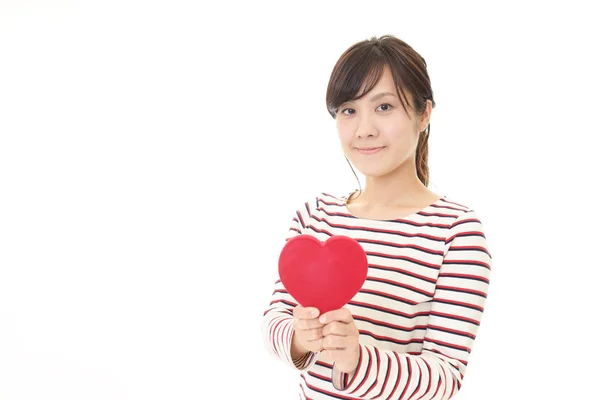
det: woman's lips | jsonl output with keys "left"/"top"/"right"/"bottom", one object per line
{"left": 357, "top": 146, "right": 385, "bottom": 155}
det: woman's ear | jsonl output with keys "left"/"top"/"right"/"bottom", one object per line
{"left": 419, "top": 99, "right": 433, "bottom": 131}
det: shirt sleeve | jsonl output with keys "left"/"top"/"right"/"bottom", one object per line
{"left": 260, "top": 198, "right": 320, "bottom": 371}
{"left": 330, "top": 210, "right": 492, "bottom": 399}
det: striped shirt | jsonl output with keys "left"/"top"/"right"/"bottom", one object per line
{"left": 261, "top": 192, "right": 492, "bottom": 399}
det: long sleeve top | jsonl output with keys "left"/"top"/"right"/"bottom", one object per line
{"left": 261, "top": 192, "right": 492, "bottom": 399}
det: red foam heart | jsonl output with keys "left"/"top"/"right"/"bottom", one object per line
{"left": 278, "top": 234, "right": 368, "bottom": 314}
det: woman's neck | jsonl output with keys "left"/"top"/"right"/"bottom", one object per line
{"left": 352, "top": 161, "right": 430, "bottom": 207}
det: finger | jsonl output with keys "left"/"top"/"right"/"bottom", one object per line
{"left": 320, "top": 348, "right": 348, "bottom": 361}
{"left": 322, "top": 334, "right": 354, "bottom": 350}
{"left": 322, "top": 321, "right": 350, "bottom": 337}
{"left": 319, "top": 307, "right": 353, "bottom": 324}
{"left": 300, "top": 327, "right": 323, "bottom": 341}
{"left": 293, "top": 306, "right": 320, "bottom": 320}
{"left": 295, "top": 317, "right": 324, "bottom": 330}
{"left": 306, "top": 337, "right": 323, "bottom": 353}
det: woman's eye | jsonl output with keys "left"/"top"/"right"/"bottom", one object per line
{"left": 340, "top": 104, "right": 390, "bottom": 115}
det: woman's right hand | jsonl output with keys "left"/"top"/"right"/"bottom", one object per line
{"left": 291, "top": 305, "right": 324, "bottom": 359}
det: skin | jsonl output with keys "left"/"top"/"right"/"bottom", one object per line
{"left": 290, "top": 65, "right": 441, "bottom": 376}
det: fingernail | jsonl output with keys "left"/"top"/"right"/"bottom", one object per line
{"left": 319, "top": 315, "right": 326, "bottom": 323}
{"left": 311, "top": 309, "right": 319, "bottom": 318}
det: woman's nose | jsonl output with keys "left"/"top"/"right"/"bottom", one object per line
{"left": 355, "top": 115, "right": 378, "bottom": 138}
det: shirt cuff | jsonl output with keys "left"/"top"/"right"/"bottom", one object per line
{"left": 331, "top": 344, "right": 370, "bottom": 393}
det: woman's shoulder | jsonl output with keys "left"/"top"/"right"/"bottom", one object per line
{"left": 436, "top": 195, "right": 490, "bottom": 232}
{"left": 293, "top": 191, "right": 351, "bottom": 209}
{"left": 437, "top": 195, "right": 474, "bottom": 214}
{"left": 317, "top": 191, "right": 353, "bottom": 205}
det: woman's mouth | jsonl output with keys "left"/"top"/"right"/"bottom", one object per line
{"left": 357, "top": 146, "right": 385, "bottom": 155}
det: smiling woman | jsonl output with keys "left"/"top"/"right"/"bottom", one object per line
{"left": 260, "top": 35, "right": 492, "bottom": 400}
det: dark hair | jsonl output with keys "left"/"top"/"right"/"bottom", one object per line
{"left": 325, "top": 35, "right": 436, "bottom": 188}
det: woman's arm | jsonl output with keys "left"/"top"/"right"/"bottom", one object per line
{"left": 331, "top": 210, "right": 492, "bottom": 399}
{"left": 260, "top": 199, "right": 320, "bottom": 371}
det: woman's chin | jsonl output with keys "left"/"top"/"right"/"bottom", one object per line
{"left": 354, "top": 165, "right": 391, "bottom": 178}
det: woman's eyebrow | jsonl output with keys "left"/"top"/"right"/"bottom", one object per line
{"left": 342, "top": 91, "right": 396, "bottom": 106}
{"left": 369, "top": 91, "right": 396, "bottom": 101}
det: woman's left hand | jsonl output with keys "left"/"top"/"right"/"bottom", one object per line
{"left": 319, "top": 307, "right": 360, "bottom": 374}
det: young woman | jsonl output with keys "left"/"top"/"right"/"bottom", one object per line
{"left": 261, "top": 34, "right": 492, "bottom": 399}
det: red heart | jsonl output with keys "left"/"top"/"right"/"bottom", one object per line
{"left": 278, "top": 234, "right": 368, "bottom": 314}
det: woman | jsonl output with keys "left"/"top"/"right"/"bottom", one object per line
{"left": 261, "top": 34, "right": 492, "bottom": 399}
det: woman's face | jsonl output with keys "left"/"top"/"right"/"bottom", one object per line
{"left": 335, "top": 65, "right": 431, "bottom": 179}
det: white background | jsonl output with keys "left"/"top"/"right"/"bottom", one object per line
{"left": 1, "top": 1, "right": 598, "bottom": 399}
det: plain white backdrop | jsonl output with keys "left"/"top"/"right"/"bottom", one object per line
{"left": 1, "top": 1, "right": 598, "bottom": 398}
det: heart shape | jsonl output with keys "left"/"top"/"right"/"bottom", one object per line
{"left": 278, "top": 234, "right": 368, "bottom": 314}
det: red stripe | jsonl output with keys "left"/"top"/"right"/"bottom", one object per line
{"left": 450, "top": 217, "right": 480, "bottom": 229}
{"left": 363, "top": 347, "right": 381, "bottom": 397}
{"left": 430, "top": 362, "right": 443, "bottom": 400}
{"left": 359, "top": 329, "right": 424, "bottom": 346}
{"left": 439, "top": 365, "right": 449, "bottom": 399}
{"left": 389, "top": 352, "right": 403, "bottom": 398}
{"left": 345, "top": 344, "right": 363, "bottom": 389}
{"left": 306, "top": 371, "right": 330, "bottom": 381}
{"left": 281, "top": 320, "right": 292, "bottom": 359}
{"left": 417, "top": 358, "right": 434, "bottom": 400}
{"left": 438, "top": 198, "right": 469, "bottom": 210}
{"left": 417, "top": 210, "right": 458, "bottom": 218}
{"left": 269, "top": 299, "right": 298, "bottom": 308}
{"left": 425, "top": 347, "right": 468, "bottom": 366}
{"left": 263, "top": 306, "right": 279, "bottom": 316}
{"left": 317, "top": 198, "right": 346, "bottom": 207}
{"left": 429, "top": 310, "right": 480, "bottom": 325}
{"left": 426, "top": 324, "right": 475, "bottom": 339}
{"left": 373, "top": 353, "right": 392, "bottom": 400}
{"left": 296, "top": 210, "right": 305, "bottom": 228}
{"left": 434, "top": 297, "right": 484, "bottom": 312}
{"left": 435, "top": 284, "right": 487, "bottom": 298}
{"left": 407, "top": 360, "right": 423, "bottom": 400}
{"left": 438, "top": 272, "right": 490, "bottom": 283}
{"left": 446, "top": 229, "right": 484, "bottom": 243}
{"left": 364, "top": 239, "right": 446, "bottom": 255}
{"left": 317, "top": 207, "right": 354, "bottom": 218}
{"left": 368, "top": 252, "right": 441, "bottom": 269}
{"left": 351, "top": 346, "right": 372, "bottom": 395}
{"left": 370, "top": 263, "right": 438, "bottom": 283}
{"left": 427, "top": 338, "right": 471, "bottom": 353}
{"left": 299, "top": 382, "right": 311, "bottom": 400}
{"left": 355, "top": 315, "right": 427, "bottom": 332}
{"left": 360, "top": 289, "right": 424, "bottom": 306}
{"left": 367, "top": 277, "right": 434, "bottom": 297}
{"left": 305, "top": 201, "right": 312, "bottom": 215}
{"left": 447, "top": 244, "right": 492, "bottom": 256}
{"left": 398, "top": 357, "right": 411, "bottom": 400}
{"left": 351, "top": 300, "right": 431, "bottom": 318}
{"left": 271, "top": 318, "right": 286, "bottom": 356}
{"left": 433, "top": 373, "right": 442, "bottom": 398}
{"left": 442, "top": 258, "right": 491, "bottom": 270}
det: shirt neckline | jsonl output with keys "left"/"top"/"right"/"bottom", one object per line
{"left": 341, "top": 190, "right": 446, "bottom": 222}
